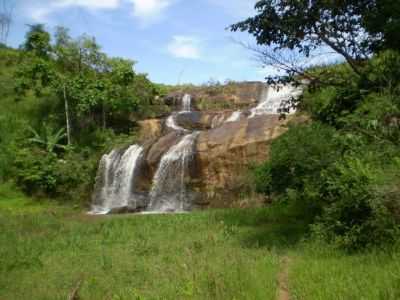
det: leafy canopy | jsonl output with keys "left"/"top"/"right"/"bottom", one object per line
{"left": 230, "top": 0, "right": 400, "bottom": 74}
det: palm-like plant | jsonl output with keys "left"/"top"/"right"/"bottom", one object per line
{"left": 28, "top": 125, "right": 67, "bottom": 153}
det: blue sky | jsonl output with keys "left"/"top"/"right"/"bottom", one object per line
{"left": 8, "top": 0, "right": 271, "bottom": 84}
{"left": 8, "top": 0, "right": 342, "bottom": 85}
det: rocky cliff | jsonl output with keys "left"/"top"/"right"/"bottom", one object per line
{"left": 91, "top": 82, "right": 303, "bottom": 214}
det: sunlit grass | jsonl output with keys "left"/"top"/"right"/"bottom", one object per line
{"left": 0, "top": 191, "right": 399, "bottom": 299}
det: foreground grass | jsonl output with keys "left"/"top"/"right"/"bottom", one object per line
{"left": 0, "top": 189, "right": 399, "bottom": 299}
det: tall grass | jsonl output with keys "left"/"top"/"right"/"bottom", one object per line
{"left": 1, "top": 195, "right": 399, "bottom": 299}
{"left": 289, "top": 242, "right": 400, "bottom": 300}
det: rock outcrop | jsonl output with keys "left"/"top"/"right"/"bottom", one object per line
{"left": 193, "top": 115, "right": 291, "bottom": 207}
{"left": 164, "top": 81, "right": 264, "bottom": 111}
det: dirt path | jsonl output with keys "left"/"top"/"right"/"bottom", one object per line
{"left": 277, "top": 256, "right": 291, "bottom": 300}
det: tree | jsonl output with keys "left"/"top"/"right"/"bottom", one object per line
{"left": 230, "top": 0, "right": 400, "bottom": 77}
{"left": 15, "top": 25, "right": 157, "bottom": 143}
{"left": 0, "top": 0, "right": 14, "bottom": 45}
{"left": 22, "top": 24, "right": 51, "bottom": 58}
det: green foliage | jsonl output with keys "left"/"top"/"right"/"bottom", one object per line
{"left": 13, "top": 148, "right": 58, "bottom": 195}
{"left": 13, "top": 147, "right": 98, "bottom": 201}
{"left": 253, "top": 119, "right": 400, "bottom": 249}
{"left": 314, "top": 157, "right": 399, "bottom": 250}
{"left": 231, "top": 1, "right": 400, "bottom": 78}
{"left": 27, "top": 125, "right": 67, "bottom": 153}
{"left": 22, "top": 24, "right": 52, "bottom": 58}
{"left": 0, "top": 25, "right": 167, "bottom": 201}
{"left": 254, "top": 123, "right": 340, "bottom": 199}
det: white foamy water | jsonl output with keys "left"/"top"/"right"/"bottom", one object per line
{"left": 166, "top": 114, "right": 186, "bottom": 131}
{"left": 182, "top": 94, "right": 192, "bottom": 112}
{"left": 225, "top": 111, "right": 242, "bottom": 123}
{"left": 249, "top": 84, "right": 302, "bottom": 118}
{"left": 148, "top": 132, "right": 199, "bottom": 212}
{"left": 89, "top": 145, "right": 143, "bottom": 215}
{"left": 166, "top": 94, "right": 193, "bottom": 131}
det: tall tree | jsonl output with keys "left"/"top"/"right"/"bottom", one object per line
{"left": 230, "top": 0, "right": 400, "bottom": 76}
{"left": 23, "top": 24, "right": 51, "bottom": 58}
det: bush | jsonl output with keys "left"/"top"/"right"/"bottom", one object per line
{"left": 313, "top": 157, "right": 399, "bottom": 250}
{"left": 13, "top": 148, "right": 58, "bottom": 196}
{"left": 253, "top": 120, "right": 400, "bottom": 250}
{"left": 254, "top": 122, "right": 341, "bottom": 200}
{"left": 13, "top": 146, "right": 98, "bottom": 202}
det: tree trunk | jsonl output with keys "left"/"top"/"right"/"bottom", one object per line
{"left": 102, "top": 103, "right": 106, "bottom": 129}
{"left": 63, "top": 84, "right": 72, "bottom": 145}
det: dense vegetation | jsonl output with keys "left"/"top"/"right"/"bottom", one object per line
{"left": 0, "top": 25, "right": 168, "bottom": 203}
{"left": 238, "top": 1, "right": 400, "bottom": 250}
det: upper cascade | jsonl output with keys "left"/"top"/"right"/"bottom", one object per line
{"left": 181, "top": 94, "right": 192, "bottom": 112}
{"left": 165, "top": 94, "right": 193, "bottom": 132}
{"left": 249, "top": 84, "right": 303, "bottom": 118}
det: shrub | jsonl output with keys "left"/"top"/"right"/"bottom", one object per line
{"left": 253, "top": 120, "right": 400, "bottom": 250}
{"left": 313, "top": 157, "right": 399, "bottom": 250}
{"left": 13, "top": 146, "right": 98, "bottom": 202}
{"left": 254, "top": 122, "right": 341, "bottom": 199}
{"left": 13, "top": 148, "right": 58, "bottom": 196}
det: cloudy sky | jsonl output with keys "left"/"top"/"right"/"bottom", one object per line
{"left": 7, "top": 0, "right": 341, "bottom": 84}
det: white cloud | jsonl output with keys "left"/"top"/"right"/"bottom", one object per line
{"left": 26, "top": 0, "right": 121, "bottom": 22}
{"left": 167, "top": 35, "right": 201, "bottom": 59}
{"left": 129, "top": 0, "right": 175, "bottom": 26}
{"left": 26, "top": 0, "right": 175, "bottom": 26}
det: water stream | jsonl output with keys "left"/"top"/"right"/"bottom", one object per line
{"left": 147, "top": 131, "right": 199, "bottom": 212}
{"left": 249, "top": 84, "right": 302, "bottom": 117}
{"left": 90, "top": 145, "right": 144, "bottom": 214}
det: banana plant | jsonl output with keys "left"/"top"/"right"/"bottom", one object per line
{"left": 28, "top": 125, "right": 67, "bottom": 153}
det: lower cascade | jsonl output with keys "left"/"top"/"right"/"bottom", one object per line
{"left": 148, "top": 132, "right": 199, "bottom": 212}
{"left": 90, "top": 145, "right": 144, "bottom": 214}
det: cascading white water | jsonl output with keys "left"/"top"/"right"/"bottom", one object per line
{"left": 182, "top": 94, "right": 192, "bottom": 112}
{"left": 225, "top": 111, "right": 242, "bottom": 123}
{"left": 211, "top": 114, "right": 226, "bottom": 128}
{"left": 148, "top": 132, "right": 199, "bottom": 212}
{"left": 249, "top": 84, "right": 303, "bottom": 118}
{"left": 166, "top": 94, "right": 193, "bottom": 131}
{"left": 166, "top": 114, "right": 186, "bottom": 131}
{"left": 90, "top": 145, "right": 144, "bottom": 215}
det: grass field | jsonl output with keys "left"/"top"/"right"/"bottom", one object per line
{"left": 1, "top": 186, "right": 400, "bottom": 300}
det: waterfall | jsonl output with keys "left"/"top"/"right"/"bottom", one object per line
{"left": 225, "top": 111, "right": 242, "bottom": 123}
{"left": 148, "top": 132, "right": 199, "bottom": 212}
{"left": 249, "top": 84, "right": 302, "bottom": 118}
{"left": 166, "top": 94, "right": 192, "bottom": 131}
{"left": 90, "top": 145, "right": 144, "bottom": 215}
{"left": 182, "top": 94, "right": 192, "bottom": 112}
{"left": 166, "top": 114, "right": 186, "bottom": 131}
{"left": 211, "top": 114, "right": 226, "bottom": 128}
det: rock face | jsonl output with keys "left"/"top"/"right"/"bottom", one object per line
{"left": 138, "top": 119, "right": 163, "bottom": 140}
{"left": 193, "top": 115, "right": 290, "bottom": 207}
{"left": 164, "top": 81, "right": 265, "bottom": 111}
